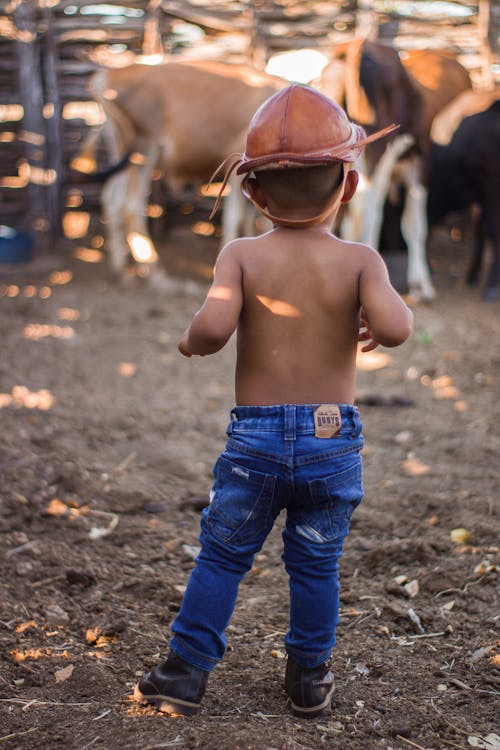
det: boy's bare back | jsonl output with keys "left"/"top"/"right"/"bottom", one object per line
{"left": 178, "top": 85, "right": 413, "bottom": 401}
{"left": 179, "top": 222, "right": 413, "bottom": 406}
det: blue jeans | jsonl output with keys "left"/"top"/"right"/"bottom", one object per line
{"left": 170, "top": 404, "right": 364, "bottom": 672}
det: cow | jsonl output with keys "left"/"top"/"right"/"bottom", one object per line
{"left": 73, "top": 60, "right": 287, "bottom": 282}
{"left": 428, "top": 91, "right": 500, "bottom": 300}
{"left": 318, "top": 39, "right": 472, "bottom": 300}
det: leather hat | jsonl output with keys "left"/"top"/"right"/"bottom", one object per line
{"left": 236, "top": 84, "right": 398, "bottom": 174}
{"left": 208, "top": 84, "right": 398, "bottom": 220}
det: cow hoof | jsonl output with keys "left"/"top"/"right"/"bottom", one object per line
{"left": 408, "top": 283, "right": 436, "bottom": 303}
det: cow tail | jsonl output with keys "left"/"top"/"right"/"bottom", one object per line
{"left": 345, "top": 38, "right": 376, "bottom": 126}
{"left": 80, "top": 69, "right": 137, "bottom": 175}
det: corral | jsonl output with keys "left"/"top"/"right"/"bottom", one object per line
{"left": 0, "top": 3, "right": 499, "bottom": 750}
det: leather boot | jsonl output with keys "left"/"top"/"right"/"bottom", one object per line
{"left": 285, "top": 656, "right": 335, "bottom": 718}
{"left": 134, "top": 651, "right": 209, "bottom": 716}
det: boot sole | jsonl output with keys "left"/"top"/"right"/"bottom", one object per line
{"left": 288, "top": 682, "right": 335, "bottom": 719}
{"left": 133, "top": 683, "right": 201, "bottom": 716}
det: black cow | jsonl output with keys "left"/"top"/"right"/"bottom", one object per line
{"left": 318, "top": 40, "right": 472, "bottom": 300}
{"left": 428, "top": 99, "right": 500, "bottom": 300}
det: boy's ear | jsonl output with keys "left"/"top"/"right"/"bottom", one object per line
{"left": 341, "top": 170, "right": 359, "bottom": 204}
{"left": 245, "top": 177, "right": 267, "bottom": 209}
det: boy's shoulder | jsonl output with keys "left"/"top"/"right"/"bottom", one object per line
{"left": 217, "top": 232, "right": 270, "bottom": 259}
{"left": 219, "top": 232, "right": 381, "bottom": 269}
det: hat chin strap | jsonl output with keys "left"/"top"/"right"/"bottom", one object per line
{"left": 241, "top": 163, "right": 349, "bottom": 229}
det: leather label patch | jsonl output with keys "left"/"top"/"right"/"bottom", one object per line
{"left": 314, "top": 404, "right": 342, "bottom": 438}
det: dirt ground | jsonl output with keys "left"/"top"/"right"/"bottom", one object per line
{"left": 0, "top": 226, "right": 498, "bottom": 750}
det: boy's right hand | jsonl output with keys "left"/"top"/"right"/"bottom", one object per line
{"left": 358, "top": 311, "right": 380, "bottom": 352}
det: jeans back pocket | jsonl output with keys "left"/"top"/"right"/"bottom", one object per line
{"left": 294, "top": 460, "right": 363, "bottom": 544}
{"left": 206, "top": 456, "right": 277, "bottom": 545}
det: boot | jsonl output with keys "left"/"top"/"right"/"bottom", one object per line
{"left": 285, "top": 656, "right": 335, "bottom": 718}
{"left": 134, "top": 651, "right": 209, "bottom": 716}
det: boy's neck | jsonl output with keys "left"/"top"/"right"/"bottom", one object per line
{"left": 270, "top": 217, "right": 335, "bottom": 233}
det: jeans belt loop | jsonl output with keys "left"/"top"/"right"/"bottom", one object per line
{"left": 284, "top": 404, "right": 296, "bottom": 441}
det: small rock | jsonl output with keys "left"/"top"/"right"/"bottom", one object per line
{"left": 395, "top": 430, "right": 412, "bottom": 444}
{"left": 45, "top": 604, "right": 70, "bottom": 625}
{"left": 392, "top": 724, "right": 412, "bottom": 738}
{"left": 66, "top": 569, "right": 97, "bottom": 587}
{"left": 142, "top": 501, "right": 167, "bottom": 514}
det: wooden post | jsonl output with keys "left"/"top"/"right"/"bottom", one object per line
{"left": 41, "top": 5, "right": 63, "bottom": 245}
{"left": 355, "top": 0, "right": 378, "bottom": 40}
{"left": 14, "top": 0, "right": 47, "bottom": 250}
{"left": 478, "top": 0, "right": 496, "bottom": 89}
{"left": 143, "top": 0, "right": 163, "bottom": 56}
{"left": 248, "top": 0, "right": 269, "bottom": 70}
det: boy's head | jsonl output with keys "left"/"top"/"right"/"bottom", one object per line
{"left": 235, "top": 84, "right": 397, "bottom": 228}
{"left": 250, "top": 163, "right": 347, "bottom": 224}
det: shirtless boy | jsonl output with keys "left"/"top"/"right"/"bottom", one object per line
{"left": 134, "top": 84, "right": 413, "bottom": 718}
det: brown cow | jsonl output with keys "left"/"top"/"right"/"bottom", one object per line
{"left": 318, "top": 40, "right": 472, "bottom": 300}
{"left": 75, "top": 60, "right": 287, "bottom": 282}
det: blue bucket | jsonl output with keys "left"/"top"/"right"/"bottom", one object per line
{"left": 0, "top": 226, "right": 34, "bottom": 263}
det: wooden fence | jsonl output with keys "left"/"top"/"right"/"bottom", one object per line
{"left": 0, "top": 0, "right": 498, "bottom": 257}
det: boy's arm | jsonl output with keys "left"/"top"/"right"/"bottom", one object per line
{"left": 178, "top": 242, "right": 243, "bottom": 357}
{"left": 358, "top": 247, "right": 413, "bottom": 350}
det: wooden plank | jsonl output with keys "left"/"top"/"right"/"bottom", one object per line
{"left": 13, "top": 1, "right": 46, "bottom": 244}
{"left": 41, "top": 6, "right": 63, "bottom": 244}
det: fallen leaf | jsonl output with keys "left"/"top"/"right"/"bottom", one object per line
{"left": 270, "top": 649, "right": 286, "bottom": 659}
{"left": 55, "top": 664, "right": 74, "bottom": 683}
{"left": 450, "top": 528, "right": 471, "bottom": 544}
{"left": 46, "top": 498, "right": 68, "bottom": 516}
{"left": 468, "top": 734, "right": 500, "bottom": 750}
{"left": 425, "top": 514, "right": 440, "bottom": 526}
{"left": 469, "top": 645, "right": 494, "bottom": 665}
{"left": 355, "top": 662, "right": 370, "bottom": 676}
{"left": 88, "top": 513, "right": 119, "bottom": 540}
{"left": 474, "top": 559, "right": 497, "bottom": 575}
{"left": 16, "top": 620, "right": 38, "bottom": 634}
{"left": 402, "top": 453, "right": 430, "bottom": 476}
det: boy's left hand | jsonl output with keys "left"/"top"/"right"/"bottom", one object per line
{"left": 178, "top": 331, "right": 193, "bottom": 357}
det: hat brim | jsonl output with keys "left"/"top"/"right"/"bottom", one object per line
{"left": 236, "top": 122, "right": 399, "bottom": 175}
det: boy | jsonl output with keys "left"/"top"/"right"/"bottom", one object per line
{"left": 134, "top": 85, "right": 413, "bottom": 718}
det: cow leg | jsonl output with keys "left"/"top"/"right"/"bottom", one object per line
{"left": 399, "top": 158, "right": 436, "bottom": 300}
{"left": 71, "top": 125, "right": 103, "bottom": 173}
{"left": 101, "top": 169, "right": 131, "bottom": 275}
{"left": 123, "top": 147, "right": 158, "bottom": 258}
{"left": 362, "top": 134, "right": 415, "bottom": 247}
{"left": 101, "top": 145, "right": 160, "bottom": 279}
{"left": 482, "top": 195, "right": 500, "bottom": 300}
{"left": 466, "top": 204, "right": 485, "bottom": 286}
{"left": 340, "top": 152, "right": 367, "bottom": 242}
{"left": 221, "top": 174, "right": 247, "bottom": 245}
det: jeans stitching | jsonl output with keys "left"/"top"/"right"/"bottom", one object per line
{"left": 227, "top": 437, "right": 362, "bottom": 466}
